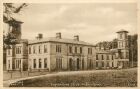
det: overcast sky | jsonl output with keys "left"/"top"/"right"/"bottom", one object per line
{"left": 4, "top": 3, "right": 137, "bottom": 44}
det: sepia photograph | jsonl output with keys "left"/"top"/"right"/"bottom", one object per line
{"left": 2, "top": 0, "right": 138, "bottom": 87}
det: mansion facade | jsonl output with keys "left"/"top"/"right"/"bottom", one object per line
{"left": 6, "top": 30, "right": 129, "bottom": 71}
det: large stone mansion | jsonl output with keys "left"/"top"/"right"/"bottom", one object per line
{"left": 6, "top": 29, "right": 129, "bottom": 71}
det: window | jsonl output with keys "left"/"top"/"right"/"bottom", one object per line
{"left": 102, "top": 55, "right": 104, "bottom": 60}
{"left": 16, "top": 48, "right": 18, "bottom": 54}
{"left": 96, "top": 55, "right": 98, "bottom": 60}
{"left": 44, "top": 45, "right": 47, "bottom": 53}
{"left": 77, "top": 58, "right": 80, "bottom": 70}
{"left": 19, "top": 60, "right": 21, "bottom": 68}
{"left": 88, "top": 48, "right": 92, "bottom": 54}
{"left": 19, "top": 47, "right": 21, "bottom": 54}
{"left": 120, "top": 33, "right": 123, "bottom": 39}
{"left": 125, "top": 34, "right": 127, "bottom": 39}
{"left": 112, "top": 62, "right": 114, "bottom": 67}
{"left": 107, "top": 55, "right": 109, "bottom": 60}
{"left": 8, "top": 60, "right": 10, "bottom": 69}
{"left": 75, "top": 47, "right": 77, "bottom": 53}
{"left": 69, "top": 46, "right": 72, "bottom": 53}
{"left": 88, "top": 48, "right": 89, "bottom": 54}
{"left": 112, "top": 55, "right": 114, "bottom": 60}
{"left": 39, "top": 59, "right": 42, "bottom": 68}
{"left": 15, "top": 60, "right": 17, "bottom": 68}
{"left": 17, "top": 60, "right": 19, "bottom": 68}
{"left": 56, "top": 45, "right": 61, "bottom": 53}
{"left": 69, "top": 58, "right": 73, "bottom": 70}
{"left": 107, "top": 62, "right": 109, "bottom": 67}
{"left": 121, "top": 52, "right": 124, "bottom": 59}
{"left": 33, "top": 46, "right": 36, "bottom": 54}
{"left": 102, "top": 62, "right": 104, "bottom": 67}
{"left": 96, "top": 62, "right": 98, "bottom": 67}
{"left": 29, "top": 47, "right": 31, "bottom": 54}
{"left": 82, "top": 59, "right": 84, "bottom": 70}
{"left": 39, "top": 45, "right": 41, "bottom": 54}
{"left": 80, "top": 47, "right": 82, "bottom": 54}
{"left": 121, "top": 42, "right": 123, "bottom": 48}
{"left": 56, "top": 45, "right": 58, "bottom": 52}
{"left": 88, "top": 59, "right": 92, "bottom": 69}
{"left": 18, "top": 60, "right": 20, "bottom": 68}
{"left": 44, "top": 58, "right": 47, "bottom": 68}
{"left": 8, "top": 49, "right": 10, "bottom": 55}
{"left": 16, "top": 46, "right": 22, "bottom": 54}
{"left": 122, "top": 42, "right": 125, "bottom": 47}
{"left": 33, "top": 59, "right": 36, "bottom": 68}
{"left": 126, "top": 52, "right": 129, "bottom": 59}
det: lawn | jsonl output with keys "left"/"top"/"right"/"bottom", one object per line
{"left": 10, "top": 68, "right": 137, "bottom": 87}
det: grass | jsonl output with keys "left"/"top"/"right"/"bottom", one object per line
{"left": 10, "top": 68, "right": 137, "bottom": 87}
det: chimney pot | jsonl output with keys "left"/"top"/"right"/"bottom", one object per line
{"left": 74, "top": 35, "right": 79, "bottom": 41}
{"left": 56, "top": 32, "right": 61, "bottom": 39}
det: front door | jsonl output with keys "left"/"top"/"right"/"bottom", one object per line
{"left": 69, "top": 58, "right": 73, "bottom": 71}
{"left": 56, "top": 58, "right": 62, "bottom": 71}
{"left": 77, "top": 58, "right": 80, "bottom": 70}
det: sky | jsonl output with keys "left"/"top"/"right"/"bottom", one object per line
{"left": 3, "top": 3, "right": 137, "bottom": 44}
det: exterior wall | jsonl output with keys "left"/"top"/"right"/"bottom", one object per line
{"left": 117, "top": 31, "right": 129, "bottom": 68}
{"left": 6, "top": 31, "right": 131, "bottom": 71}
{"left": 28, "top": 42, "right": 51, "bottom": 71}
{"left": 28, "top": 40, "right": 97, "bottom": 71}
{"left": 6, "top": 45, "right": 15, "bottom": 70}
{"left": 6, "top": 42, "right": 28, "bottom": 71}
{"left": 95, "top": 53, "right": 116, "bottom": 69}
{"left": 6, "top": 57, "right": 13, "bottom": 70}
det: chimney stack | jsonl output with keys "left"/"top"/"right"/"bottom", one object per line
{"left": 74, "top": 35, "right": 79, "bottom": 41}
{"left": 36, "top": 33, "right": 43, "bottom": 40}
{"left": 56, "top": 32, "right": 61, "bottom": 39}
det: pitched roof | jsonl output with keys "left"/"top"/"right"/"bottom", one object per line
{"left": 28, "top": 37, "right": 95, "bottom": 46}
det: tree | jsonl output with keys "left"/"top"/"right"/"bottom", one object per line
{"left": 3, "top": 3, "right": 28, "bottom": 45}
{"left": 3, "top": 3, "right": 28, "bottom": 70}
{"left": 128, "top": 34, "right": 138, "bottom": 67}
